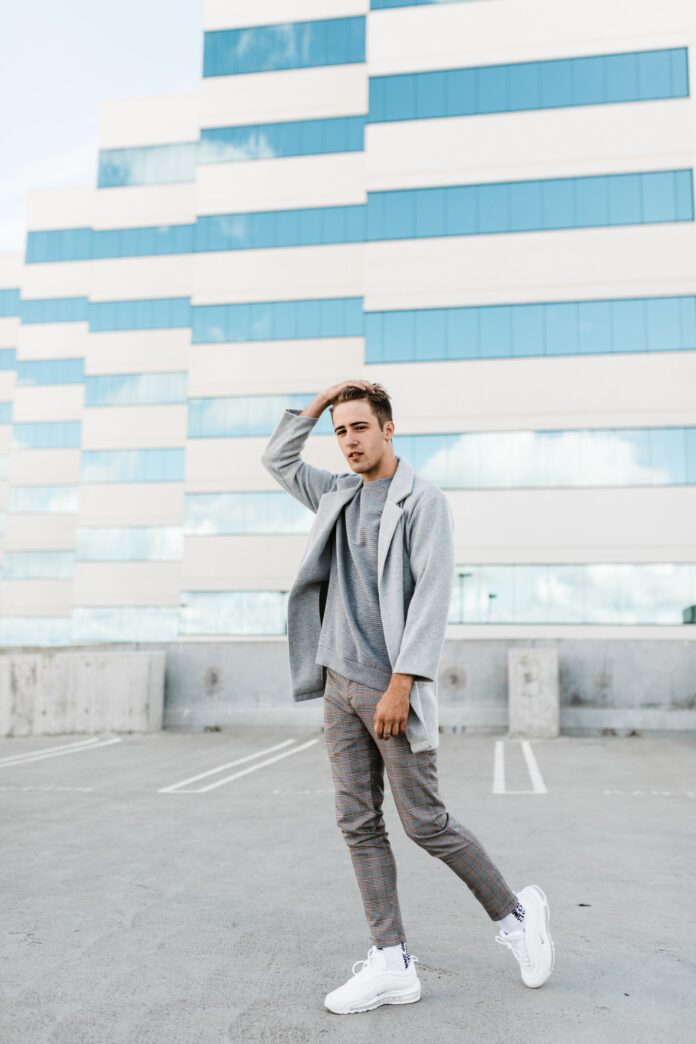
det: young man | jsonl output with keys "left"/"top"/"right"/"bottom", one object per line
{"left": 261, "top": 379, "right": 554, "bottom": 1015}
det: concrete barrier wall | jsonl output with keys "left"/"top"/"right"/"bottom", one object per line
{"left": 0, "top": 651, "right": 165, "bottom": 737}
{"left": 0, "top": 640, "right": 694, "bottom": 737}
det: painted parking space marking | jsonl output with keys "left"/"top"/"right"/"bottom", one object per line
{"left": 0, "top": 735, "right": 122, "bottom": 769}
{"left": 493, "top": 739, "right": 548, "bottom": 795}
{"left": 159, "top": 737, "right": 319, "bottom": 793}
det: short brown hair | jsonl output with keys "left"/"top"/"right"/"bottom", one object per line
{"left": 329, "top": 382, "right": 393, "bottom": 430}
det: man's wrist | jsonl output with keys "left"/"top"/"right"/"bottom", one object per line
{"left": 389, "top": 673, "right": 414, "bottom": 693}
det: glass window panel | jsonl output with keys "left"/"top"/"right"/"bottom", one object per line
{"left": 650, "top": 429, "right": 687, "bottom": 483}
{"left": 546, "top": 303, "right": 579, "bottom": 355}
{"left": 678, "top": 296, "right": 696, "bottom": 348}
{"left": 414, "top": 310, "right": 446, "bottom": 360}
{"left": 604, "top": 52, "right": 639, "bottom": 103}
{"left": 447, "top": 308, "right": 479, "bottom": 359}
{"left": 642, "top": 171, "right": 677, "bottom": 222}
{"left": 508, "top": 180, "right": 543, "bottom": 231}
{"left": 571, "top": 55, "right": 605, "bottom": 105}
{"left": 383, "top": 191, "right": 415, "bottom": 238}
{"left": 447, "top": 185, "right": 478, "bottom": 235}
{"left": 612, "top": 298, "right": 647, "bottom": 353}
{"left": 540, "top": 59, "right": 573, "bottom": 108}
{"left": 508, "top": 62, "right": 540, "bottom": 111}
{"left": 415, "top": 188, "right": 447, "bottom": 236}
{"left": 637, "top": 49, "right": 674, "bottom": 100}
{"left": 385, "top": 75, "right": 416, "bottom": 120}
{"left": 477, "top": 183, "right": 510, "bottom": 233}
{"left": 476, "top": 65, "right": 508, "bottom": 113}
{"left": 480, "top": 306, "right": 512, "bottom": 358}
{"left": 445, "top": 68, "right": 477, "bottom": 117}
{"left": 674, "top": 170, "right": 694, "bottom": 220}
{"left": 646, "top": 297, "right": 681, "bottom": 350}
{"left": 670, "top": 48, "right": 689, "bottom": 96}
{"left": 512, "top": 304, "right": 545, "bottom": 356}
{"left": 685, "top": 429, "right": 696, "bottom": 483}
{"left": 576, "top": 176, "right": 610, "bottom": 226}
{"left": 577, "top": 300, "right": 612, "bottom": 354}
{"left": 541, "top": 178, "right": 576, "bottom": 229}
{"left": 607, "top": 173, "right": 642, "bottom": 224}
{"left": 416, "top": 71, "right": 446, "bottom": 118}
{"left": 383, "top": 311, "right": 415, "bottom": 361}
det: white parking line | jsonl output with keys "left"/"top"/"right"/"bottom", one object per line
{"left": 0, "top": 736, "right": 122, "bottom": 768}
{"left": 493, "top": 739, "right": 547, "bottom": 795}
{"left": 158, "top": 738, "right": 297, "bottom": 793}
{"left": 160, "top": 738, "right": 320, "bottom": 793}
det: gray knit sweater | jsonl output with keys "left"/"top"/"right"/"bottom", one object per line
{"left": 315, "top": 472, "right": 395, "bottom": 690}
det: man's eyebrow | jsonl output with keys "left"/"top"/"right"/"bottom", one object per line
{"left": 333, "top": 420, "right": 369, "bottom": 432}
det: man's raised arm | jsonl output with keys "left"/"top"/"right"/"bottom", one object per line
{"left": 261, "top": 379, "right": 374, "bottom": 513}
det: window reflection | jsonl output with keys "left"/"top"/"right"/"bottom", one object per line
{"left": 89, "top": 298, "right": 190, "bottom": 332}
{"left": 12, "top": 421, "right": 81, "bottom": 450}
{"left": 8, "top": 486, "right": 79, "bottom": 513}
{"left": 0, "top": 401, "right": 12, "bottom": 424}
{"left": 72, "top": 607, "right": 179, "bottom": 642}
{"left": 450, "top": 563, "right": 696, "bottom": 625}
{"left": 98, "top": 143, "right": 197, "bottom": 188}
{"left": 85, "top": 372, "right": 187, "bottom": 406}
{"left": 0, "top": 349, "right": 16, "bottom": 370}
{"left": 185, "top": 492, "right": 313, "bottom": 534}
{"left": 203, "top": 17, "right": 365, "bottom": 78}
{"left": 393, "top": 428, "right": 696, "bottom": 487}
{"left": 189, "top": 395, "right": 333, "bottom": 437}
{"left": 17, "top": 359, "right": 84, "bottom": 385}
{"left": 81, "top": 449, "right": 185, "bottom": 483}
{"left": 0, "top": 617, "right": 72, "bottom": 646}
{"left": 369, "top": 48, "right": 688, "bottom": 122}
{"left": 2, "top": 551, "right": 75, "bottom": 579}
{"left": 76, "top": 527, "right": 183, "bottom": 561}
{"left": 20, "top": 297, "right": 89, "bottom": 324}
{"left": 0, "top": 288, "right": 20, "bottom": 317}
{"left": 366, "top": 294, "right": 696, "bottom": 363}
{"left": 195, "top": 205, "right": 365, "bottom": 252}
{"left": 192, "top": 297, "right": 363, "bottom": 343}
{"left": 199, "top": 116, "right": 365, "bottom": 164}
{"left": 367, "top": 170, "right": 694, "bottom": 240}
{"left": 180, "top": 591, "right": 288, "bottom": 635}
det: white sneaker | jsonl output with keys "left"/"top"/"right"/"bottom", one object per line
{"left": 495, "top": 884, "right": 555, "bottom": 988}
{"left": 324, "top": 945, "right": 421, "bottom": 1014}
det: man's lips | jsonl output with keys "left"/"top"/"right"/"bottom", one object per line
{"left": 349, "top": 453, "right": 362, "bottom": 460}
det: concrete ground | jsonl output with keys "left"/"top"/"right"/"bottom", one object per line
{"left": 0, "top": 727, "right": 694, "bottom": 1044}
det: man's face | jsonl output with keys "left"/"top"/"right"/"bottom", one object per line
{"left": 332, "top": 399, "right": 394, "bottom": 475}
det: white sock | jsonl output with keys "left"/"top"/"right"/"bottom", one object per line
{"left": 497, "top": 901, "right": 526, "bottom": 935}
{"left": 377, "top": 941, "right": 411, "bottom": 971}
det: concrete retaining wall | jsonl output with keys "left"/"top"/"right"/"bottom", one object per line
{"left": 0, "top": 639, "right": 694, "bottom": 737}
{"left": 0, "top": 650, "right": 165, "bottom": 736}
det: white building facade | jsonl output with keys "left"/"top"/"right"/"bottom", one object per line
{"left": 1, "top": 0, "right": 696, "bottom": 651}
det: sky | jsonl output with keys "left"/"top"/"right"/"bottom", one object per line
{"left": 0, "top": 1, "right": 202, "bottom": 254}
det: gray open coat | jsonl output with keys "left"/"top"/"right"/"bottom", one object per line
{"left": 261, "top": 408, "right": 455, "bottom": 753}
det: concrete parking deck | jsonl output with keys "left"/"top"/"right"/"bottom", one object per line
{"left": 1, "top": 728, "right": 694, "bottom": 1043}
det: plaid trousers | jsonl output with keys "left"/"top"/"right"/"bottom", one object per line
{"left": 323, "top": 667, "right": 518, "bottom": 947}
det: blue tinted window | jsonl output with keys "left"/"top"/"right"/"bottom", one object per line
{"left": 76, "top": 527, "right": 183, "bottom": 561}
{"left": 449, "top": 562, "right": 696, "bottom": 625}
{"left": 72, "top": 607, "right": 179, "bottom": 643}
{"left": 17, "top": 358, "right": 84, "bottom": 385}
{"left": 369, "top": 48, "right": 689, "bottom": 122}
{"left": 365, "top": 294, "right": 696, "bottom": 363}
{"left": 0, "top": 349, "right": 16, "bottom": 370}
{"left": 0, "top": 288, "right": 20, "bottom": 317}
{"left": 98, "top": 143, "right": 196, "bottom": 188}
{"left": 12, "top": 421, "right": 81, "bottom": 450}
{"left": 367, "top": 170, "right": 693, "bottom": 241}
{"left": 204, "top": 17, "right": 365, "bottom": 77}
{"left": 199, "top": 115, "right": 365, "bottom": 163}
{"left": 89, "top": 298, "right": 191, "bottom": 332}
{"left": 185, "top": 492, "right": 313, "bottom": 535}
{"left": 20, "top": 297, "right": 89, "bottom": 324}
{"left": 189, "top": 394, "right": 333, "bottom": 438}
{"left": 0, "top": 617, "right": 72, "bottom": 646}
{"left": 192, "top": 297, "right": 363, "bottom": 343}
{"left": 81, "top": 449, "right": 185, "bottom": 482}
{"left": 0, "top": 401, "right": 12, "bottom": 424}
{"left": 27, "top": 225, "right": 194, "bottom": 262}
{"left": 2, "top": 551, "right": 74, "bottom": 579}
{"left": 85, "top": 372, "right": 187, "bottom": 406}
{"left": 8, "top": 485, "right": 79, "bottom": 513}
{"left": 180, "top": 591, "right": 288, "bottom": 636}
{"left": 195, "top": 204, "right": 364, "bottom": 251}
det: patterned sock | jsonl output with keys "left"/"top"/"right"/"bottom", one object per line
{"left": 497, "top": 901, "right": 526, "bottom": 934}
{"left": 378, "top": 941, "right": 412, "bottom": 971}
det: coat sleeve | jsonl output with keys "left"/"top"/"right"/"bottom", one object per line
{"left": 392, "top": 490, "right": 455, "bottom": 682}
{"left": 261, "top": 408, "right": 347, "bottom": 513}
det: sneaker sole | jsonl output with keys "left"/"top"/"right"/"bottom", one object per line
{"left": 325, "top": 982, "right": 422, "bottom": 1015}
{"left": 520, "top": 884, "right": 555, "bottom": 988}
